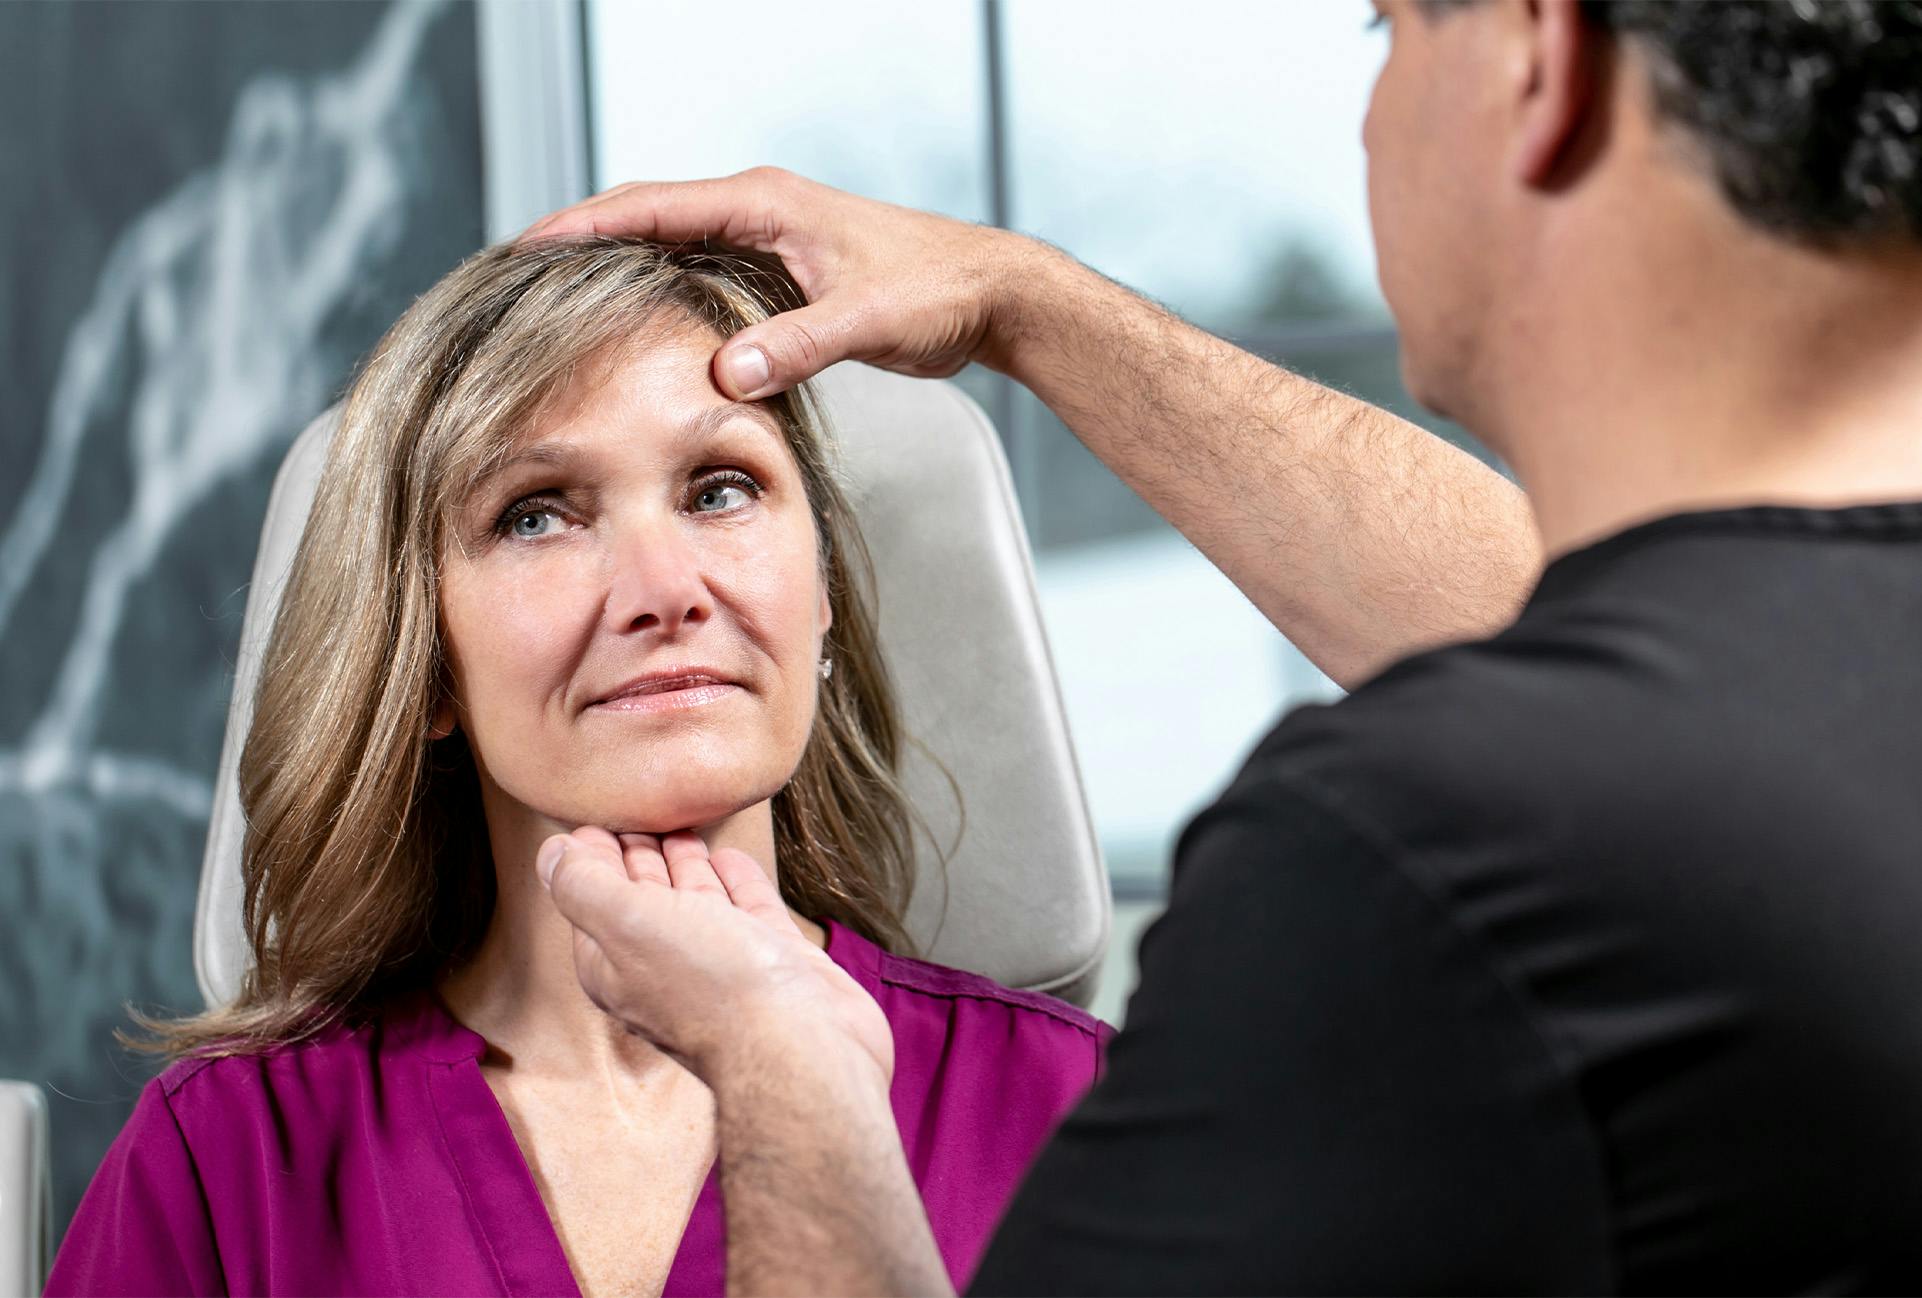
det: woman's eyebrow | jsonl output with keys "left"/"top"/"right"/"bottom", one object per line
{"left": 473, "top": 442, "right": 583, "bottom": 494}
{"left": 475, "top": 407, "right": 780, "bottom": 496}
{"left": 494, "top": 443, "right": 577, "bottom": 473}
{"left": 677, "top": 404, "right": 784, "bottom": 451}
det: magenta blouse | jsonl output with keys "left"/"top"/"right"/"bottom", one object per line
{"left": 47, "top": 920, "right": 1109, "bottom": 1296}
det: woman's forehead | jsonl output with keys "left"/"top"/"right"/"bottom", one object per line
{"left": 490, "top": 402, "right": 787, "bottom": 479}
{"left": 481, "top": 325, "right": 784, "bottom": 460}
{"left": 541, "top": 324, "right": 726, "bottom": 431}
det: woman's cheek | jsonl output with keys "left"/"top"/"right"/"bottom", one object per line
{"left": 708, "top": 515, "right": 822, "bottom": 643}
{"left": 463, "top": 554, "right": 601, "bottom": 712}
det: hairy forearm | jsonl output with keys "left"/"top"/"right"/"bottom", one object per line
{"left": 984, "top": 240, "right": 1541, "bottom": 688}
{"left": 718, "top": 1046, "right": 950, "bottom": 1298}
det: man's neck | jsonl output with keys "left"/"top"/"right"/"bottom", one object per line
{"left": 1486, "top": 146, "right": 1922, "bottom": 559}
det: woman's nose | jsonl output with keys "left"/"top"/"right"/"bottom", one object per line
{"left": 602, "top": 518, "right": 712, "bottom": 637}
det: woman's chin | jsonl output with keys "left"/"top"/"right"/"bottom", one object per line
{"left": 562, "top": 784, "right": 773, "bottom": 837}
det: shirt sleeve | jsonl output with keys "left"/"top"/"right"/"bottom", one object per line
{"left": 45, "top": 1078, "right": 225, "bottom": 1297}
{"left": 970, "top": 778, "right": 1613, "bottom": 1294}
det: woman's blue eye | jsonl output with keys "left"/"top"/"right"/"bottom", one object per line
{"left": 691, "top": 474, "right": 759, "bottom": 514}
{"left": 508, "top": 506, "right": 565, "bottom": 538}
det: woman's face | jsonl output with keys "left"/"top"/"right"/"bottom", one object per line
{"left": 437, "top": 321, "right": 831, "bottom": 839}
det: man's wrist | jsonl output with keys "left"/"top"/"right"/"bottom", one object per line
{"left": 709, "top": 1032, "right": 896, "bottom": 1163}
{"left": 975, "top": 232, "right": 1079, "bottom": 381}
{"left": 712, "top": 1026, "right": 948, "bottom": 1298}
{"left": 707, "top": 1012, "right": 890, "bottom": 1106}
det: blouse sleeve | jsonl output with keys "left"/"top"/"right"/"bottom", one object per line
{"left": 45, "top": 1078, "right": 225, "bottom": 1297}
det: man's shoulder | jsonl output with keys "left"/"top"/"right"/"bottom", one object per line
{"left": 1251, "top": 633, "right": 1654, "bottom": 823}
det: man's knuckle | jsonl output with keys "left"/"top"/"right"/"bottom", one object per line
{"left": 785, "top": 324, "right": 832, "bottom": 371}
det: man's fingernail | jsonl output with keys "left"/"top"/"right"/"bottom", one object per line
{"left": 721, "top": 344, "right": 771, "bottom": 398}
{"left": 536, "top": 838, "right": 566, "bottom": 889}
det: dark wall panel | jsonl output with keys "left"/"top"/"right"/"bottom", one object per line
{"left": 0, "top": 0, "right": 485, "bottom": 1238}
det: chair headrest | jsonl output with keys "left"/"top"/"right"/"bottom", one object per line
{"left": 195, "top": 363, "right": 1109, "bottom": 1007}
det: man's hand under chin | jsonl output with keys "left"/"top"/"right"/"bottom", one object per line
{"left": 537, "top": 827, "right": 953, "bottom": 1297}
{"left": 535, "top": 826, "right": 889, "bottom": 1081}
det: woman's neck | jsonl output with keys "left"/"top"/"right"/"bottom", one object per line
{"left": 438, "top": 794, "right": 824, "bottom": 1085}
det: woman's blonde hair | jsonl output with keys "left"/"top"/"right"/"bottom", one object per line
{"left": 138, "top": 239, "right": 918, "bottom": 1057}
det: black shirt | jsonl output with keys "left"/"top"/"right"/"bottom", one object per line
{"left": 973, "top": 503, "right": 1922, "bottom": 1294}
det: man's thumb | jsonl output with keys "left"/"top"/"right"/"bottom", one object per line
{"left": 715, "top": 304, "right": 857, "bottom": 400}
{"left": 539, "top": 835, "right": 631, "bottom": 946}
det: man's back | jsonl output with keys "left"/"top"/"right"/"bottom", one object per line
{"left": 976, "top": 502, "right": 1922, "bottom": 1294}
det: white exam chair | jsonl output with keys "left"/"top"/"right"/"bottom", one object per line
{"left": 0, "top": 1083, "right": 49, "bottom": 1298}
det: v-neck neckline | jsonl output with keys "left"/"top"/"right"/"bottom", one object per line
{"left": 418, "top": 1000, "right": 724, "bottom": 1298}
{"left": 412, "top": 920, "right": 877, "bottom": 1296}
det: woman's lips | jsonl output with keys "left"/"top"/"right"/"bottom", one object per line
{"left": 589, "top": 673, "right": 743, "bottom": 714}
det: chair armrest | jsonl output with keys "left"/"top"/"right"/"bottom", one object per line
{"left": 0, "top": 1081, "right": 50, "bottom": 1297}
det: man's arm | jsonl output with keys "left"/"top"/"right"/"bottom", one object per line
{"left": 524, "top": 171, "right": 1539, "bottom": 688}
{"left": 986, "top": 242, "right": 1538, "bottom": 685}
{"left": 714, "top": 1047, "right": 951, "bottom": 1297}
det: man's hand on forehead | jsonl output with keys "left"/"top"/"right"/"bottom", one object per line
{"left": 521, "top": 168, "right": 1026, "bottom": 402}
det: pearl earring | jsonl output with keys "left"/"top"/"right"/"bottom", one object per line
{"left": 818, "top": 656, "right": 833, "bottom": 681}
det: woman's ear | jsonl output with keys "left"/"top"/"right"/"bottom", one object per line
{"left": 427, "top": 696, "right": 458, "bottom": 741}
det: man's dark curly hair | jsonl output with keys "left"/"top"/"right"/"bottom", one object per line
{"left": 1425, "top": 0, "right": 1922, "bottom": 244}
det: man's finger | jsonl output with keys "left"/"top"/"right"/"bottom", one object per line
{"left": 539, "top": 835, "right": 642, "bottom": 947}
{"left": 709, "top": 848, "right": 800, "bottom": 933}
{"left": 517, "top": 180, "right": 652, "bottom": 241}
{"left": 661, "top": 831, "right": 727, "bottom": 894}
{"left": 714, "top": 300, "right": 867, "bottom": 400}
{"left": 570, "top": 825, "right": 623, "bottom": 860}
{"left": 517, "top": 185, "right": 616, "bottom": 241}
{"left": 520, "top": 172, "right": 787, "bottom": 250}
{"left": 618, "top": 832, "right": 669, "bottom": 886}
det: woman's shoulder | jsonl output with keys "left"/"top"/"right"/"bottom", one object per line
{"left": 53, "top": 1012, "right": 417, "bottom": 1290}
{"left": 823, "top": 921, "right": 1112, "bottom": 1076}
{"left": 57, "top": 997, "right": 487, "bottom": 1297}
{"left": 153, "top": 992, "right": 477, "bottom": 1120}
{"left": 820, "top": 920, "right": 1110, "bottom": 1273}
{"left": 154, "top": 1019, "right": 351, "bottom": 1103}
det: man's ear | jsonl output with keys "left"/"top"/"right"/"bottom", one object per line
{"left": 1512, "top": 0, "right": 1598, "bottom": 186}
